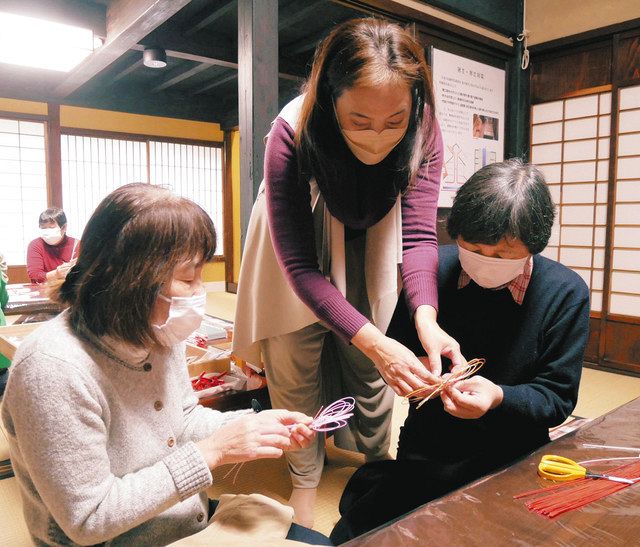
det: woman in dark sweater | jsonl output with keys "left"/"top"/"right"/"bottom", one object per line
{"left": 233, "top": 19, "right": 463, "bottom": 526}
{"left": 330, "top": 159, "right": 590, "bottom": 543}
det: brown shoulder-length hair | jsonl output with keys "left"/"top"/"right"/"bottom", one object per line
{"left": 296, "top": 18, "right": 437, "bottom": 193}
{"left": 55, "top": 183, "right": 216, "bottom": 347}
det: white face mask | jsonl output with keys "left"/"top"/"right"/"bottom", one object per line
{"left": 40, "top": 227, "right": 63, "bottom": 246}
{"left": 340, "top": 126, "right": 407, "bottom": 165}
{"left": 458, "top": 244, "right": 529, "bottom": 289}
{"left": 152, "top": 292, "right": 206, "bottom": 346}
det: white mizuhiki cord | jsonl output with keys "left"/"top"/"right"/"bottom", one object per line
{"left": 583, "top": 443, "right": 640, "bottom": 452}
{"left": 578, "top": 455, "right": 640, "bottom": 466}
{"left": 579, "top": 443, "right": 640, "bottom": 466}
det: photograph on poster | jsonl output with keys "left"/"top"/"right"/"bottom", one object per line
{"left": 472, "top": 114, "right": 499, "bottom": 140}
{"left": 432, "top": 48, "right": 506, "bottom": 207}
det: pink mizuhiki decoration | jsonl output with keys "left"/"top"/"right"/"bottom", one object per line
{"left": 307, "top": 397, "right": 355, "bottom": 432}
{"left": 222, "top": 397, "right": 356, "bottom": 483}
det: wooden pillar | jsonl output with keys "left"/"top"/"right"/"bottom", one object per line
{"left": 506, "top": 2, "right": 529, "bottom": 160}
{"left": 237, "top": 0, "right": 278, "bottom": 249}
{"left": 45, "top": 103, "right": 63, "bottom": 208}
{"left": 223, "top": 129, "right": 235, "bottom": 287}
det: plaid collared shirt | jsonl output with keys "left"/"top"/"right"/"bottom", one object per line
{"left": 458, "top": 256, "right": 533, "bottom": 305}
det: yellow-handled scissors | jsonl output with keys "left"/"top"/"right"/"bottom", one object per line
{"left": 538, "top": 455, "right": 634, "bottom": 484}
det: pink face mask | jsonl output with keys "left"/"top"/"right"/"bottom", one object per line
{"left": 458, "top": 244, "right": 529, "bottom": 289}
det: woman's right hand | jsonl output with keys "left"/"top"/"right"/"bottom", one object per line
{"left": 352, "top": 323, "right": 440, "bottom": 396}
{"left": 196, "top": 410, "right": 315, "bottom": 469}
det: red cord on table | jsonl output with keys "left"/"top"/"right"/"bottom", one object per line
{"left": 191, "top": 372, "right": 227, "bottom": 391}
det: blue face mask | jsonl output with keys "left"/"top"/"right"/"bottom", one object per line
{"left": 152, "top": 292, "right": 206, "bottom": 346}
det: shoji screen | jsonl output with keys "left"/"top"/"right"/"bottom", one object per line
{"left": 61, "top": 134, "right": 148, "bottom": 238}
{"left": 611, "top": 84, "right": 640, "bottom": 319}
{"left": 531, "top": 91, "right": 611, "bottom": 313}
{"left": 149, "top": 141, "right": 224, "bottom": 256}
{"left": 0, "top": 118, "right": 47, "bottom": 265}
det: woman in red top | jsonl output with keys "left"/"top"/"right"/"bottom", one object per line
{"left": 26, "top": 208, "right": 78, "bottom": 283}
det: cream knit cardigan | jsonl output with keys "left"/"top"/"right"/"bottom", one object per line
{"left": 2, "top": 311, "right": 250, "bottom": 546}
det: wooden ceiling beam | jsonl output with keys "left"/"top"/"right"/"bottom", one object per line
{"left": 130, "top": 44, "right": 303, "bottom": 81}
{"left": 54, "top": 0, "right": 192, "bottom": 98}
{"left": 284, "top": 29, "right": 326, "bottom": 57}
{"left": 112, "top": 58, "right": 144, "bottom": 83}
{"left": 130, "top": 43, "right": 237, "bottom": 70}
{"left": 151, "top": 63, "right": 210, "bottom": 92}
{"left": 192, "top": 72, "right": 237, "bottom": 95}
{"left": 278, "top": 0, "right": 323, "bottom": 31}
{"left": 184, "top": 1, "right": 235, "bottom": 37}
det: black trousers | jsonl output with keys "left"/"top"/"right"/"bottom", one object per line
{"left": 208, "top": 499, "right": 333, "bottom": 545}
{"left": 330, "top": 460, "right": 473, "bottom": 544}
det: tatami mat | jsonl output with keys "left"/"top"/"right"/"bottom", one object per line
{"left": 205, "top": 292, "right": 237, "bottom": 322}
{"left": 574, "top": 367, "right": 640, "bottom": 418}
{"left": 0, "top": 478, "right": 31, "bottom": 546}
{"left": 2, "top": 291, "right": 639, "bottom": 542}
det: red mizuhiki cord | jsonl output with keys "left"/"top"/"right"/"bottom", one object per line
{"left": 514, "top": 459, "right": 640, "bottom": 518}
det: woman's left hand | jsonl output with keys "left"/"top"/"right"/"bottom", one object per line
{"left": 414, "top": 305, "right": 466, "bottom": 376}
{"left": 441, "top": 376, "right": 504, "bottom": 419}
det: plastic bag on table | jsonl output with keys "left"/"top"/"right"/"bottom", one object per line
{"left": 190, "top": 363, "right": 248, "bottom": 399}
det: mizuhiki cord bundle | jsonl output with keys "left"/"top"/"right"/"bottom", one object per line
{"left": 306, "top": 397, "right": 355, "bottom": 432}
{"left": 515, "top": 445, "right": 640, "bottom": 518}
{"left": 405, "top": 358, "right": 486, "bottom": 409}
{"left": 222, "top": 397, "right": 356, "bottom": 483}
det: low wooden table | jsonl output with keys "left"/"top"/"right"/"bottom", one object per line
{"left": 345, "top": 397, "right": 640, "bottom": 546}
{"left": 4, "top": 283, "right": 64, "bottom": 316}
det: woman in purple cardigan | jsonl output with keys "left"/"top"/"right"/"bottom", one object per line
{"left": 233, "top": 18, "right": 464, "bottom": 526}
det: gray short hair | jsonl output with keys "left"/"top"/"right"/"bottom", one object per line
{"left": 447, "top": 159, "right": 556, "bottom": 254}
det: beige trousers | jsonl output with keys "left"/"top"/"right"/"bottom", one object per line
{"left": 260, "top": 233, "right": 394, "bottom": 488}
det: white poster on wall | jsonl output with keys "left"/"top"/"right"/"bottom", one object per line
{"left": 432, "top": 48, "right": 506, "bottom": 208}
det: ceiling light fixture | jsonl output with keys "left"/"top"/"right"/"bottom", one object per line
{"left": 143, "top": 47, "right": 167, "bottom": 69}
{"left": 0, "top": 11, "right": 99, "bottom": 72}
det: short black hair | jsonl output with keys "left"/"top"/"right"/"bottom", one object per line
{"left": 39, "top": 207, "right": 67, "bottom": 228}
{"left": 447, "top": 159, "right": 555, "bottom": 255}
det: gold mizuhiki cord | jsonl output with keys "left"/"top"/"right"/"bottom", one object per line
{"left": 405, "top": 358, "right": 486, "bottom": 409}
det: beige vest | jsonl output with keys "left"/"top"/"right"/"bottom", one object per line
{"left": 232, "top": 96, "right": 403, "bottom": 365}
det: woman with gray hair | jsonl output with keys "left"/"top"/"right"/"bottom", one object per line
{"left": 331, "top": 159, "right": 591, "bottom": 543}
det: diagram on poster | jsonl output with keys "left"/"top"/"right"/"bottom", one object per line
{"left": 432, "top": 48, "right": 506, "bottom": 207}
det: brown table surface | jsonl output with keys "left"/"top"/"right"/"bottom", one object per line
{"left": 345, "top": 397, "right": 640, "bottom": 546}
{"left": 4, "top": 283, "right": 64, "bottom": 316}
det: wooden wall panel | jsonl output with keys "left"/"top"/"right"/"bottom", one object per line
{"left": 436, "top": 209, "right": 454, "bottom": 246}
{"left": 7, "top": 266, "right": 29, "bottom": 284}
{"left": 584, "top": 317, "right": 600, "bottom": 364}
{"left": 531, "top": 22, "right": 640, "bottom": 376}
{"left": 603, "top": 320, "right": 640, "bottom": 372}
{"left": 615, "top": 34, "right": 640, "bottom": 82}
{"left": 531, "top": 44, "right": 612, "bottom": 103}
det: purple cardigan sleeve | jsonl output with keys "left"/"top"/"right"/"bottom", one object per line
{"left": 264, "top": 117, "right": 370, "bottom": 341}
{"left": 265, "top": 117, "right": 442, "bottom": 340}
{"left": 399, "top": 124, "right": 443, "bottom": 317}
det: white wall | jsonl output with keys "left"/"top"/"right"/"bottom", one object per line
{"left": 527, "top": 0, "right": 640, "bottom": 45}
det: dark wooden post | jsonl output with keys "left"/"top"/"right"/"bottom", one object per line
{"left": 237, "top": 0, "right": 278, "bottom": 249}
{"left": 223, "top": 129, "right": 235, "bottom": 288}
{"left": 506, "top": 1, "right": 530, "bottom": 160}
{"left": 45, "top": 103, "right": 63, "bottom": 208}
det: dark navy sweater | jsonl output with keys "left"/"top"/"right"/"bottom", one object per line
{"left": 389, "top": 245, "right": 591, "bottom": 479}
